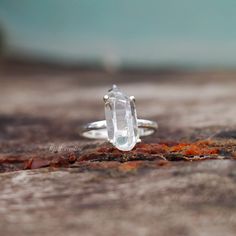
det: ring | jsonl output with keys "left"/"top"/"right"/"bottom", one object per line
{"left": 81, "top": 85, "right": 158, "bottom": 151}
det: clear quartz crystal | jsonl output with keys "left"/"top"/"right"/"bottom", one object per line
{"left": 105, "top": 85, "right": 139, "bottom": 151}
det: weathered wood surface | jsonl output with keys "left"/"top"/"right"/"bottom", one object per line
{"left": 0, "top": 64, "right": 236, "bottom": 236}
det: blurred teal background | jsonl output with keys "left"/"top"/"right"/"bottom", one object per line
{"left": 1, "top": 0, "right": 236, "bottom": 68}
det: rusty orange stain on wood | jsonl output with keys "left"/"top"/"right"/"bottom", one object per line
{"left": 118, "top": 161, "right": 141, "bottom": 172}
{"left": 168, "top": 141, "right": 219, "bottom": 156}
{"left": 95, "top": 140, "right": 219, "bottom": 157}
{"left": 22, "top": 140, "right": 223, "bottom": 171}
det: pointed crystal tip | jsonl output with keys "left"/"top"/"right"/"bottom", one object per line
{"left": 112, "top": 84, "right": 117, "bottom": 90}
{"left": 108, "top": 84, "right": 118, "bottom": 93}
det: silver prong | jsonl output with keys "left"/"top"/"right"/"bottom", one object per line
{"left": 137, "top": 138, "right": 141, "bottom": 143}
{"left": 103, "top": 95, "right": 109, "bottom": 102}
{"left": 108, "top": 138, "right": 113, "bottom": 144}
{"left": 129, "top": 96, "right": 136, "bottom": 103}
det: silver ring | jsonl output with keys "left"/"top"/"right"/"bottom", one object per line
{"left": 80, "top": 85, "right": 158, "bottom": 151}
{"left": 81, "top": 119, "right": 158, "bottom": 139}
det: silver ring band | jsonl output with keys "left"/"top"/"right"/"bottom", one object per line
{"left": 81, "top": 119, "right": 158, "bottom": 139}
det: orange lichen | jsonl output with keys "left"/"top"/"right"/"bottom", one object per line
{"left": 135, "top": 141, "right": 219, "bottom": 156}
{"left": 168, "top": 141, "right": 219, "bottom": 156}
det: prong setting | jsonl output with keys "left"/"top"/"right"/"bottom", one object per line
{"left": 129, "top": 96, "right": 136, "bottom": 103}
{"left": 108, "top": 138, "right": 113, "bottom": 144}
{"left": 103, "top": 95, "right": 109, "bottom": 103}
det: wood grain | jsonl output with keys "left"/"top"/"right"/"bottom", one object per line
{"left": 0, "top": 64, "right": 235, "bottom": 236}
